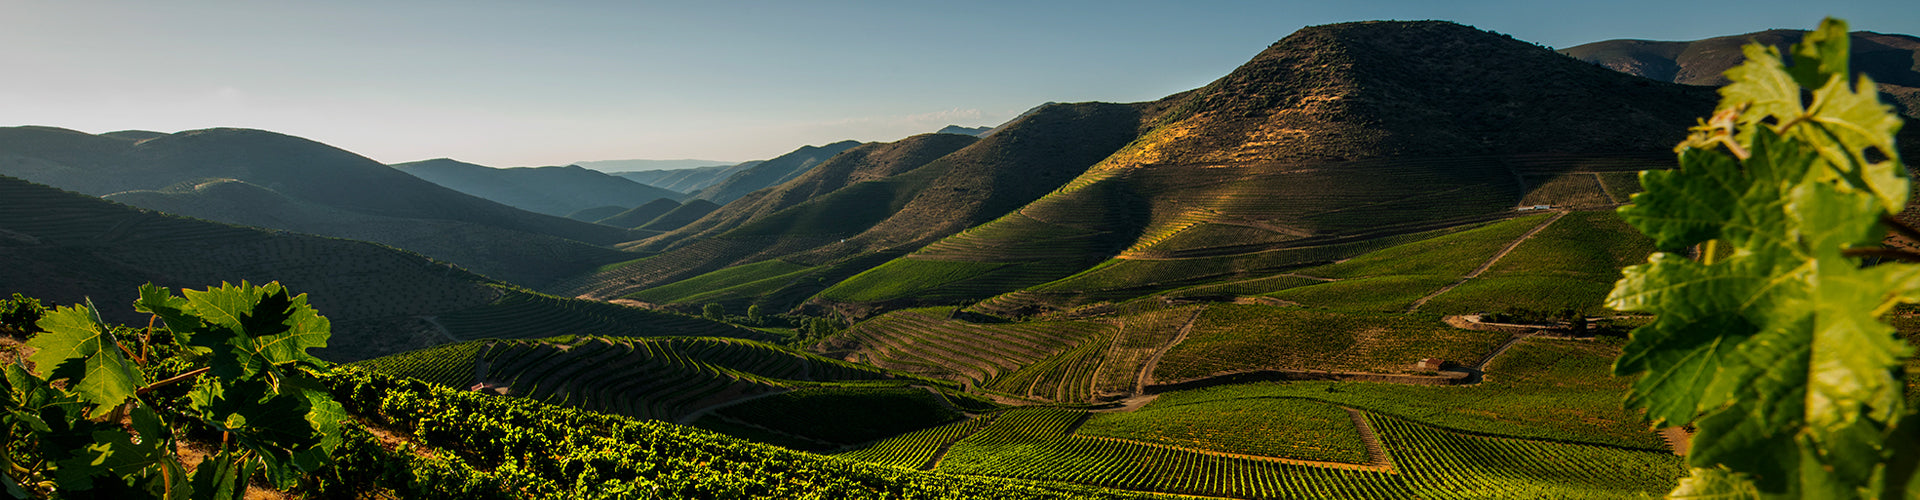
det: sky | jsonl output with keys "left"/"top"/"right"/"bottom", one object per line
{"left": 3, "top": 1, "right": 1915, "bottom": 168}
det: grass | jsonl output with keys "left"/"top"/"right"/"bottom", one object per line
{"left": 1152, "top": 304, "right": 1507, "bottom": 381}
{"left": 1078, "top": 395, "right": 1368, "bottom": 463}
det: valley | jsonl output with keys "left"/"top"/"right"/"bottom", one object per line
{"left": 3, "top": 17, "right": 1917, "bottom": 500}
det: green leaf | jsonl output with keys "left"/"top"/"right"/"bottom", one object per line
{"left": 178, "top": 282, "right": 331, "bottom": 382}
{"left": 24, "top": 301, "right": 145, "bottom": 418}
{"left": 1609, "top": 17, "right": 1915, "bottom": 498}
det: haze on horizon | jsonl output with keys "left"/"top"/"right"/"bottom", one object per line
{"left": 4, "top": 0, "right": 1914, "bottom": 168}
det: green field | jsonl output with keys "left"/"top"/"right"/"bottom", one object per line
{"left": 1418, "top": 211, "right": 1654, "bottom": 315}
{"left": 1151, "top": 304, "right": 1506, "bottom": 381}
{"left": 885, "top": 407, "right": 1681, "bottom": 499}
{"left": 1147, "top": 338, "right": 1666, "bottom": 450}
{"left": 1078, "top": 396, "right": 1368, "bottom": 463}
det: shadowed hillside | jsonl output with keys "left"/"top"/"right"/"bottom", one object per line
{"left": 0, "top": 127, "right": 645, "bottom": 287}
{"left": 596, "top": 198, "right": 683, "bottom": 228}
{"left": 392, "top": 158, "right": 684, "bottom": 217}
{"left": 1562, "top": 29, "right": 1920, "bottom": 116}
{"left": 0, "top": 175, "right": 761, "bottom": 361}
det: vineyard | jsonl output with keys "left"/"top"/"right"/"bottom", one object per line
{"left": 433, "top": 289, "right": 772, "bottom": 342}
{"left": 814, "top": 307, "right": 1116, "bottom": 389}
{"left": 1150, "top": 305, "right": 1507, "bottom": 382}
{"left": 884, "top": 406, "right": 1682, "bottom": 499}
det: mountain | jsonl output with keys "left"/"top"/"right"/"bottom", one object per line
{"left": 615, "top": 163, "right": 743, "bottom": 193}
{"left": 572, "top": 158, "right": 735, "bottom": 172}
{"left": 0, "top": 174, "right": 764, "bottom": 361}
{"left": 391, "top": 158, "right": 684, "bottom": 217}
{"left": 0, "top": 127, "right": 643, "bottom": 287}
{"left": 552, "top": 103, "right": 1155, "bottom": 308}
{"left": 687, "top": 141, "right": 864, "bottom": 205}
{"left": 936, "top": 125, "right": 993, "bottom": 136}
{"left": 806, "top": 20, "right": 1716, "bottom": 315}
{"left": 1561, "top": 29, "right": 1920, "bottom": 116}
{"left": 595, "top": 198, "right": 683, "bottom": 228}
{"left": 565, "top": 205, "right": 628, "bottom": 222}
{"left": 637, "top": 199, "right": 721, "bottom": 232}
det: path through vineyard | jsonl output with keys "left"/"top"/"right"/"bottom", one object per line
{"left": 1406, "top": 210, "right": 1567, "bottom": 312}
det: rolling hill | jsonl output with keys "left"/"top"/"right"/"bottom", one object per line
{"left": 551, "top": 102, "right": 1154, "bottom": 308}
{"left": 616, "top": 162, "right": 752, "bottom": 193}
{"left": 594, "top": 198, "right": 684, "bottom": 228}
{"left": 688, "top": 141, "right": 864, "bottom": 205}
{"left": 0, "top": 174, "right": 763, "bottom": 361}
{"left": 0, "top": 127, "right": 643, "bottom": 287}
{"left": 1561, "top": 29, "right": 1920, "bottom": 116}
{"left": 391, "top": 158, "right": 685, "bottom": 217}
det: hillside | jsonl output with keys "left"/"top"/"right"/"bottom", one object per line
{"left": 689, "top": 141, "right": 864, "bottom": 204}
{"left": 595, "top": 198, "right": 683, "bottom": 228}
{"left": 618, "top": 162, "right": 752, "bottom": 193}
{"left": 1561, "top": 29, "right": 1920, "bottom": 116}
{"left": 358, "top": 336, "right": 986, "bottom": 450}
{"left": 552, "top": 102, "right": 1153, "bottom": 306}
{"left": 392, "top": 158, "right": 684, "bottom": 217}
{"left": 638, "top": 199, "right": 721, "bottom": 232}
{"left": 814, "top": 20, "right": 1713, "bottom": 314}
{"left": 0, "top": 174, "right": 762, "bottom": 361}
{"left": 573, "top": 158, "right": 734, "bottom": 172}
{"left": 0, "top": 127, "right": 646, "bottom": 287}
{"left": 104, "top": 179, "right": 632, "bottom": 286}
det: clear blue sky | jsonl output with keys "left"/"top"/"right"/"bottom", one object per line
{"left": 3, "top": 0, "right": 1914, "bottom": 167}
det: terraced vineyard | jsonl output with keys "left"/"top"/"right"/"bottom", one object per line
{"left": 881, "top": 406, "right": 1681, "bottom": 499}
{"left": 1418, "top": 210, "right": 1655, "bottom": 315}
{"left": 815, "top": 307, "right": 1117, "bottom": 390}
{"left": 835, "top": 414, "right": 999, "bottom": 469}
{"left": 1151, "top": 305, "right": 1507, "bottom": 382}
{"left": 434, "top": 289, "right": 773, "bottom": 342}
{"left": 364, "top": 336, "right": 900, "bottom": 423}
{"left": 1077, "top": 396, "right": 1369, "bottom": 463}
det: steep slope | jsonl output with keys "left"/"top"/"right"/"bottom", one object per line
{"left": 392, "top": 158, "right": 683, "bottom": 217}
{"left": 816, "top": 20, "right": 1715, "bottom": 314}
{"left": 617, "top": 162, "right": 754, "bottom": 193}
{"left": 1562, "top": 29, "right": 1920, "bottom": 116}
{"left": 642, "top": 133, "right": 980, "bottom": 250}
{"left": 0, "top": 127, "right": 644, "bottom": 287}
{"left": 0, "top": 175, "right": 763, "bottom": 361}
{"left": 566, "top": 205, "right": 627, "bottom": 222}
{"left": 595, "top": 198, "right": 682, "bottom": 228}
{"left": 105, "top": 179, "right": 632, "bottom": 287}
{"left": 552, "top": 103, "right": 1152, "bottom": 306}
{"left": 688, "top": 141, "right": 863, "bottom": 204}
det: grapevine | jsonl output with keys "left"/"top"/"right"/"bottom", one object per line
{"left": 1608, "top": 18, "right": 1919, "bottom": 498}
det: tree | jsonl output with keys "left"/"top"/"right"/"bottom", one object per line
{"left": 702, "top": 303, "right": 725, "bottom": 322}
{"left": 746, "top": 304, "right": 765, "bottom": 325}
{"left": 1608, "top": 18, "right": 1918, "bottom": 498}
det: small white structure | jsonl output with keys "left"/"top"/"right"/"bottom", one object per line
{"left": 1515, "top": 204, "right": 1553, "bottom": 211}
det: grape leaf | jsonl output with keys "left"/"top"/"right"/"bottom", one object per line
{"left": 1608, "top": 17, "right": 1916, "bottom": 498}
{"left": 24, "top": 301, "right": 145, "bottom": 418}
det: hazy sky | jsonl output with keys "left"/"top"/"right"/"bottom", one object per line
{"left": 4, "top": 1, "right": 1915, "bottom": 167}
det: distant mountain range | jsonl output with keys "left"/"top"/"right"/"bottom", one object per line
{"left": 391, "top": 158, "right": 683, "bottom": 217}
{"left": 572, "top": 158, "right": 736, "bottom": 172}
{"left": 1562, "top": 29, "right": 1920, "bottom": 117}
{"left": 936, "top": 125, "right": 994, "bottom": 136}
{"left": 0, "top": 127, "right": 640, "bottom": 287}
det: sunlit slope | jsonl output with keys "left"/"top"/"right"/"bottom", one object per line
{"left": 554, "top": 103, "right": 1151, "bottom": 308}
{"left": 0, "top": 174, "right": 760, "bottom": 361}
{"left": 814, "top": 21, "right": 1707, "bottom": 313}
{"left": 360, "top": 335, "right": 980, "bottom": 450}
